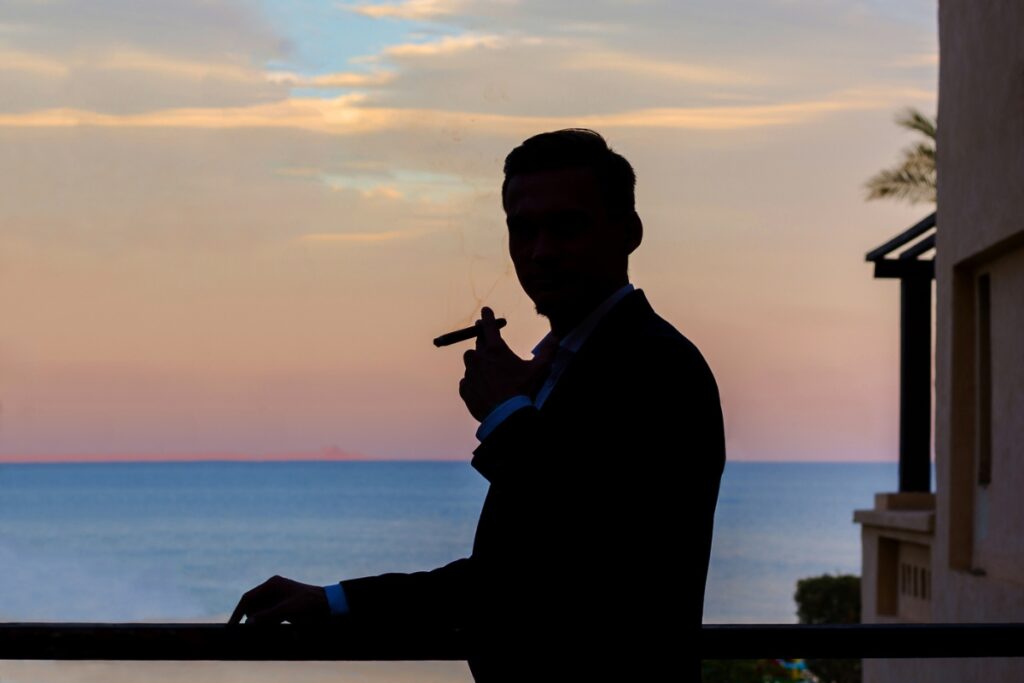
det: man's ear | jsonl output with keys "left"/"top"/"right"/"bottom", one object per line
{"left": 624, "top": 211, "right": 643, "bottom": 256}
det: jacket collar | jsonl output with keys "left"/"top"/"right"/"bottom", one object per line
{"left": 531, "top": 283, "right": 636, "bottom": 357}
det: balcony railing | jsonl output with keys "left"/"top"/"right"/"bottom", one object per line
{"left": 2, "top": 623, "right": 1023, "bottom": 660}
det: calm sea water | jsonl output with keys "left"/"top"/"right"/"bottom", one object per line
{"left": 0, "top": 460, "right": 901, "bottom": 623}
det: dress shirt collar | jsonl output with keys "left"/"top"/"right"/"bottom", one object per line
{"left": 531, "top": 283, "right": 635, "bottom": 356}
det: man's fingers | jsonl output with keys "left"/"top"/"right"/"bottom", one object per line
{"left": 228, "top": 576, "right": 329, "bottom": 626}
{"left": 246, "top": 603, "right": 287, "bottom": 625}
{"left": 227, "top": 576, "right": 283, "bottom": 625}
{"left": 228, "top": 599, "right": 247, "bottom": 625}
{"left": 475, "top": 307, "right": 502, "bottom": 349}
{"left": 228, "top": 585, "right": 263, "bottom": 625}
{"left": 248, "top": 592, "right": 326, "bottom": 626}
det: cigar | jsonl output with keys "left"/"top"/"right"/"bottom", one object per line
{"left": 433, "top": 318, "right": 507, "bottom": 347}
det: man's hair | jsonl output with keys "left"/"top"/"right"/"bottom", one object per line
{"left": 502, "top": 128, "right": 637, "bottom": 216}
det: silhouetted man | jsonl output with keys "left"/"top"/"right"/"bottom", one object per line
{"left": 230, "top": 129, "right": 726, "bottom": 681}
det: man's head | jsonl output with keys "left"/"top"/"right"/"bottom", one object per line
{"left": 502, "top": 129, "right": 642, "bottom": 332}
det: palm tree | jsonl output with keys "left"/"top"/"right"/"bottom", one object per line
{"left": 865, "top": 108, "right": 936, "bottom": 204}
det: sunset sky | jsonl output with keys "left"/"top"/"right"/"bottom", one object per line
{"left": 0, "top": 0, "right": 938, "bottom": 462}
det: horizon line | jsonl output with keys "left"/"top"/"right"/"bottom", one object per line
{"left": 0, "top": 453, "right": 910, "bottom": 465}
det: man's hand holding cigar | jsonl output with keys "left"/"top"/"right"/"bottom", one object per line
{"left": 457, "top": 307, "right": 559, "bottom": 422}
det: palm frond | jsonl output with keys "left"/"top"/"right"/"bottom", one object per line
{"left": 896, "top": 108, "right": 937, "bottom": 140}
{"left": 865, "top": 168, "right": 937, "bottom": 203}
{"left": 865, "top": 108, "right": 937, "bottom": 205}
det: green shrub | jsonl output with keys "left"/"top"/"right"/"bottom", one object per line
{"left": 794, "top": 573, "right": 862, "bottom": 683}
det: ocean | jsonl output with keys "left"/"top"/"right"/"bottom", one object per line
{"left": 0, "top": 460, "right": 899, "bottom": 625}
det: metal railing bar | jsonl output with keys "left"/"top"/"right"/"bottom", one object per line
{"left": 2, "top": 623, "right": 1023, "bottom": 661}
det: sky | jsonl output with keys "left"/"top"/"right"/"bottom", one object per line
{"left": 0, "top": 0, "right": 938, "bottom": 462}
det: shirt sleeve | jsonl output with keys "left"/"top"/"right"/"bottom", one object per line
{"left": 323, "top": 582, "right": 350, "bottom": 615}
{"left": 475, "top": 395, "right": 533, "bottom": 441}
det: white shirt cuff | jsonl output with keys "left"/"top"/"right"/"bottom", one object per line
{"left": 323, "top": 582, "right": 349, "bottom": 615}
{"left": 476, "top": 395, "right": 533, "bottom": 441}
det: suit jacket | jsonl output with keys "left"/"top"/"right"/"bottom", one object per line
{"left": 340, "top": 289, "right": 726, "bottom": 681}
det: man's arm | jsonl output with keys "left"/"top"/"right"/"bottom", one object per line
{"left": 337, "top": 556, "right": 477, "bottom": 627}
{"left": 228, "top": 557, "right": 477, "bottom": 626}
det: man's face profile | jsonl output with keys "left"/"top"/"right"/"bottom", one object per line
{"left": 504, "top": 165, "right": 636, "bottom": 323}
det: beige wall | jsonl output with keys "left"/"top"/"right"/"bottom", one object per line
{"left": 866, "top": 1, "right": 1024, "bottom": 680}
{"left": 934, "top": 2, "right": 1024, "bottom": 263}
{"left": 963, "top": 247, "right": 1024, "bottom": 582}
{"left": 934, "top": 0, "right": 1024, "bottom": 609}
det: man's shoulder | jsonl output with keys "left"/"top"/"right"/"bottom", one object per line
{"left": 612, "top": 289, "right": 713, "bottom": 368}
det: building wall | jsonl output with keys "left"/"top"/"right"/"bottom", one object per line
{"left": 933, "top": 0, "right": 1024, "bottom": 613}
{"left": 866, "top": 1, "right": 1024, "bottom": 680}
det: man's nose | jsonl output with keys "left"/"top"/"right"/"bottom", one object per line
{"left": 530, "top": 229, "right": 560, "bottom": 263}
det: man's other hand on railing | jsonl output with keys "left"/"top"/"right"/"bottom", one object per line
{"left": 228, "top": 576, "right": 330, "bottom": 625}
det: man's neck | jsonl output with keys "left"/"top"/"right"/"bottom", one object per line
{"left": 548, "top": 280, "right": 630, "bottom": 339}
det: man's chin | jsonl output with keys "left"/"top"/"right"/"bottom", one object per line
{"left": 532, "top": 296, "right": 562, "bottom": 319}
{"left": 532, "top": 286, "right": 614, "bottom": 327}
{"left": 533, "top": 297, "right": 573, "bottom": 321}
